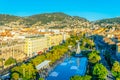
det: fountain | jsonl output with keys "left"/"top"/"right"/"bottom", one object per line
{"left": 70, "top": 66, "right": 78, "bottom": 70}
{"left": 49, "top": 72, "right": 59, "bottom": 77}
{"left": 60, "top": 62, "right": 67, "bottom": 66}
{"left": 46, "top": 41, "right": 88, "bottom": 80}
{"left": 74, "top": 41, "right": 82, "bottom": 57}
{"left": 46, "top": 57, "right": 88, "bottom": 80}
{"left": 77, "top": 58, "right": 80, "bottom": 67}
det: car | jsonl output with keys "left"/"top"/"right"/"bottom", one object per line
{"left": 0, "top": 73, "right": 10, "bottom": 80}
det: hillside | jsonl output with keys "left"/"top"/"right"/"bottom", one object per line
{"left": 24, "top": 12, "right": 88, "bottom": 25}
{"left": 0, "top": 14, "right": 21, "bottom": 25}
{"left": 0, "top": 12, "right": 89, "bottom": 28}
{"left": 95, "top": 17, "right": 120, "bottom": 25}
{"left": 94, "top": 17, "right": 120, "bottom": 29}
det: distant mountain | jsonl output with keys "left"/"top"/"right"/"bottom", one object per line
{"left": 0, "top": 12, "right": 89, "bottom": 28}
{"left": 95, "top": 17, "right": 120, "bottom": 25}
{"left": 24, "top": 12, "right": 88, "bottom": 25}
{"left": 0, "top": 14, "right": 21, "bottom": 25}
{"left": 25, "top": 12, "right": 71, "bottom": 24}
{"left": 94, "top": 17, "right": 120, "bottom": 30}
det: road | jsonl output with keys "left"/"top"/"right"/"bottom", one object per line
{"left": 94, "top": 36, "right": 115, "bottom": 80}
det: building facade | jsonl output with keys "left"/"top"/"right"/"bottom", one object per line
{"left": 0, "top": 40, "right": 25, "bottom": 67}
{"left": 24, "top": 34, "right": 70, "bottom": 58}
{"left": 116, "top": 38, "right": 120, "bottom": 57}
{"left": 24, "top": 36, "right": 48, "bottom": 58}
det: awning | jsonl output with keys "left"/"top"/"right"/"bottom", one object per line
{"left": 37, "top": 51, "right": 43, "bottom": 54}
{"left": 36, "top": 60, "right": 51, "bottom": 70}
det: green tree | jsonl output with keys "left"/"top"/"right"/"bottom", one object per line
{"left": 11, "top": 72, "right": 19, "bottom": 80}
{"left": 111, "top": 61, "right": 120, "bottom": 78}
{"left": 21, "top": 63, "right": 36, "bottom": 79}
{"left": 39, "top": 78, "right": 44, "bottom": 80}
{"left": 70, "top": 75, "right": 92, "bottom": 80}
{"left": 11, "top": 66, "right": 23, "bottom": 76}
{"left": 5, "top": 57, "right": 16, "bottom": 66}
{"left": 88, "top": 52, "right": 101, "bottom": 64}
{"left": 11, "top": 63, "right": 36, "bottom": 79}
{"left": 93, "top": 63, "right": 108, "bottom": 79}
{"left": 83, "top": 75, "right": 92, "bottom": 80}
{"left": 116, "top": 78, "right": 120, "bottom": 80}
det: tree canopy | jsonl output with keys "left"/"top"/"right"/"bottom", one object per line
{"left": 112, "top": 61, "right": 120, "bottom": 79}
{"left": 5, "top": 57, "right": 16, "bottom": 66}
{"left": 70, "top": 75, "right": 92, "bottom": 80}
{"left": 88, "top": 51, "right": 101, "bottom": 64}
{"left": 11, "top": 63, "right": 36, "bottom": 80}
{"left": 93, "top": 63, "right": 108, "bottom": 79}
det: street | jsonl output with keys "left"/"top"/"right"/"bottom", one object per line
{"left": 94, "top": 36, "right": 115, "bottom": 80}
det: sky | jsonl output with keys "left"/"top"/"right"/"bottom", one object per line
{"left": 0, "top": 0, "right": 120, "bottom": 21}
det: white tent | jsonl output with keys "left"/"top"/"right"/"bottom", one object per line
{"left": 36, "top": 60, "right": 51, "bottom": 70}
